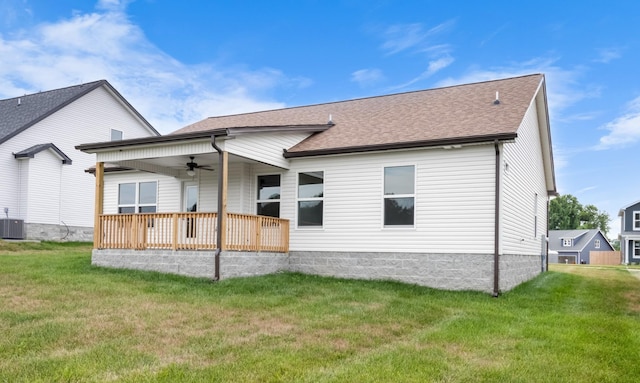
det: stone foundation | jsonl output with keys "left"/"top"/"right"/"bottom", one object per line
{"left": 92, "top": 249, "right": 543, "bottom": 293}
{"left": 25, "top": 223, "right": 93, "bottom": 242}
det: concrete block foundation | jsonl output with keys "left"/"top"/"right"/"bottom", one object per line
{"left": 92, "top": 249, "right": 543, "bottom": 293}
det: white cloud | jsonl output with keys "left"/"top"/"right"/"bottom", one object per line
{"left": 378, "top": 21, "right": 455, "bottom": 91}
{"left": 351, "top": 68, "right": 384, "bottom": 87}
{"left": 434, "top": 57, "right": 600, "bottom": 120}
{"left": 388, "top": 55, "right": 454, "bottom": 90}
{"left": 596, "top": 95, "right": 640, "bottom": 149}
{"left": 0, "top": 2, "right": 297, "bottom": 133}
{"left": 594, "top": 47, "right": 622, "bottom": 63}
{"left": 381, "top": 20, "right": 455, "bottom": 56}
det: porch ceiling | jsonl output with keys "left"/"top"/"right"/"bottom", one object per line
{"left": 107, "top": 152, "right": 258, "bottom": 178}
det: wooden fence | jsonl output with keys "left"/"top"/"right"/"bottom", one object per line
{"left": 589, "top": 251, "right": 621, "bottom": 265}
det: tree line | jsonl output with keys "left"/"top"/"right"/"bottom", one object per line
{"left": 549, "top": 194, "right": 610, "bottom": 236}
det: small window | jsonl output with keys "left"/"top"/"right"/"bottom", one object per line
{"left": 111, "top": 129, "right": 123, "bottom": 141}
{"left": 562, "top": 238, "right": 572, "bottom": 247}
{"left": 634, "top": 211, "right": 640, "bottom": 230}
{"left": 594, "top": 239, "right": 601, "bottom": 249}
{"left": 118, "top": 181, "right": 157, "bottom": 213}
{"left": 297, "top": 172, "right": 323, "bottom": 227}
{"left": 257, "top": 175, "right": 281, "bottom": 218}
{"left": 635, "top": 241, "right": 640, "bottom": 257}
{"left": 384, "top": 165, "right": 415, "bottom": 226}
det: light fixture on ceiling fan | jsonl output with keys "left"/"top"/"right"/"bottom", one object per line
{"left": 186, "top": 156, "right": 213, "bottom": 176}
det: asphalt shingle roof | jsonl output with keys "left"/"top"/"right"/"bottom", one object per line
{"left": 0, "top": 80, "right": 106, "bottom": 145}
{"left": 173, "top": 74, "right": 544, "bottom": 155}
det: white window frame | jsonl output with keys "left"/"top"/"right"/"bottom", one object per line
{"left": 118, "top": 181, "right": 158, "bottom": 214}
{"left": 382, "top": 164, "right": 416, "bottom": 228}
{"left": 634, "top": 241, "right": 640, "bottom": 257}
{"left": 562, "top": 238, "right": 572, "bottom": 247}
{"left": 634, "top": 211, "right": 640, "bottom": 230}
{"left": 110, "top": 129, "right": 123, "bottom": 141}
{"left": 296, "top": 171, "right": 324, "bottom": 228}
{"left": 256, "top": 174, "right": 281, "bottom": 218}
{"left": 594, "top": 239, "right": 601, "bottom": 249}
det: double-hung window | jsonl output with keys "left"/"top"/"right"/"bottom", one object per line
{"left": 297, "top": 171, "right": 323, "bottom": 227}
{"left": 384, "top": 165, "right": 415, "bottom": 226}
{"left": 594, "top": 239, "right": 601, "bottom": 249}
{"left": 634, "top": 211, "right": 640, "bottom": 230}
{"left": 257, "top": 175, "right": 281, "bottom": 218}
{"left": 118, "top": 181, "right": 157, "bottom": 213}
{"left": 635, "top": 241, "right": 640, "bottom": 257}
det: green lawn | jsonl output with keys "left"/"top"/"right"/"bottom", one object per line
{"left": 1, "top": 241, "right": 639, "bottom": 382}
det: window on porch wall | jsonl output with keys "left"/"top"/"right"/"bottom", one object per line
{"left": 635, "top": 241, "right": 640, "bottom": 257}
{"left": 257, "top": 174, "right": 281, "bottom": 218}
{"left": 118, "top": 181, "right": 157, "bottom": 213}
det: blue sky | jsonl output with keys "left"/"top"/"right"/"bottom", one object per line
{"left": 1, "top": 0, "right": 638, "bottom": 237}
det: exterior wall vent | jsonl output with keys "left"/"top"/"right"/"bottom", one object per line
{"left": 0, "top": 219, "right": 25, "bottom": 240}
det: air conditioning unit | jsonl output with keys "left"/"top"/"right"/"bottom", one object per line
{"left": 0, "top": 219, "right": 25, "bottom": 240}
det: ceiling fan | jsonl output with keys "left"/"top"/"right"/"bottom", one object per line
{"left": 185, "top": 156, "right": 213, "bottom": 176}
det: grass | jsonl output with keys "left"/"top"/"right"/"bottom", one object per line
{"left": 1, "top": 241, "right": 639, "bottom": 382}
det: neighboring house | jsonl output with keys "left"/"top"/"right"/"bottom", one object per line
{"left": 619, "top": 200, "right": 640, "bottom": 264}
{"left": 548, "top": 229, "right": 615, "bottom": 264}
{"left": 76, "top": 73, "right": 556, "bottom": 294}
{"left": 0, "top": 81, "right": 159, "bottom": 240}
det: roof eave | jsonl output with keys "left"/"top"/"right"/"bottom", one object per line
{"left": 283, "top": 132, "right": 518, "bottom": 158}
{"left": 75, "top": 124, "right": 332, "bottom": 153}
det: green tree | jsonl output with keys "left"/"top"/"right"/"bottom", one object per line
{"left": 549, "top": 194, "right": 611, "bottom": 236}
{"left": 578, "top": 204, "right": 611, "bottom": 235}
{"left": 549, "top": 194, "right": 582, "bottom": 231}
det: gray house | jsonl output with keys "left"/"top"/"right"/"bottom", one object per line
{"left": 548, "top": 230, "right": 614, "bottom": 264}
{"left": 619, "top": 201, "right": 640, "bottom": 264}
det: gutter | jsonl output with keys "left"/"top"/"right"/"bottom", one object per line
{"left": 211, "top": 133, "right": 225, "bottom": 281}
{"left": 284, "top": 132, "right": 517, "bottom": 158}
{"left": 493, "top": 139, "right": 501, "bottom": 297}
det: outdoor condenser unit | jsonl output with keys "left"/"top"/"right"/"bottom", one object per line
{"left": 0, "top": 218, "right": 25, "bottom": 240}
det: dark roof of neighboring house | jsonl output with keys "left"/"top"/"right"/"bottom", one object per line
{"left": 0, "top": 80, "right": 159, "bottom": 145}
{"left": 548, "top": 229, "right": 613, "bottom": 252}
{"left": 173, "top": 73, "right": 545, "bottom": 157}
{"left": 13, "top": 143, "right": 72, "bottom": 164}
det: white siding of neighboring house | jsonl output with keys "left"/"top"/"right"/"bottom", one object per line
{"left": 0, "top": 85, "right": 157, "bottom": 229}
{"left": 23, "top": 150, "right": 62, "bottom": 224}
{"left": 501, "top": 97, "right": 548, "bottom": 255}
{"left": 278, "top": 145, "right": 496, "bottom": 253}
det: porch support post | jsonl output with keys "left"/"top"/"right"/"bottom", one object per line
{"left": 219, "top": 150, "right": 229, "bottom": 251}
{"left": 211, "top": 133, "right": 228, "bottom": 281}
{"left": 93, "top": 162, "right": 104, "bottom": 249}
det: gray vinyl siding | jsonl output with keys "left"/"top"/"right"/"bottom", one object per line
{"left": 623, "top": 202, "right": 640, "bottom": 232}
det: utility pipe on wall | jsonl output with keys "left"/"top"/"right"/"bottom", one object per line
{"left": 211, "top": 134, "right": 225, "bottom": 281}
